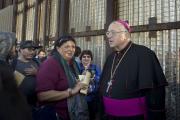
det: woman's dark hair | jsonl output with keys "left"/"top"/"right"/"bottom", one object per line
{"left": 38, "top": 49, "right": 46, "bottom": 55}
{"left": 54, "top": 35, "right": 76, "bottom": 49}
{"left": 80, "top": 50, "right": 93, "bottom": 60}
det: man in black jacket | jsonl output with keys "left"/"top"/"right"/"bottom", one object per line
{"left": 98, "top": 20, "right": 168, "bottom": 120}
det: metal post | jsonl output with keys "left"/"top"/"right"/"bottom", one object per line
{"left": 33, "top": 0, "right": 39, "bottom": 44}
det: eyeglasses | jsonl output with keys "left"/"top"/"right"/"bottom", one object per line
{"left": 106, "top": 31, "right": 126, "bottom": 37}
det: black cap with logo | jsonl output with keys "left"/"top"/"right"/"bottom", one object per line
{"left": 20, "top": 40, "right": 41, "bottom": 49}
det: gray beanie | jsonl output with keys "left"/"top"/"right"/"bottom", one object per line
{"left": 0, "top": 32, "right": 16, "bottom": 61}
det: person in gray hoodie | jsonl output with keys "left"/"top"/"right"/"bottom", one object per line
{"left": 0, "top": 32, "right": 17, "bottom": 62}
{"left": 0, "top": 32, "right": 32, "bottom": 120}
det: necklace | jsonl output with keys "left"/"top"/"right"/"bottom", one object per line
{"left": 106, "top": 43, "right": 132, "bottom": 93}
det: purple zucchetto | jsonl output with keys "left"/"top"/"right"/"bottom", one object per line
{"left": 116, "top": 19, "right": 132, "bottom": 33}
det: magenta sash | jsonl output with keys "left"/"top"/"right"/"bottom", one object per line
{"left": 103, "top": 96, "right": 147, "bottom": 119}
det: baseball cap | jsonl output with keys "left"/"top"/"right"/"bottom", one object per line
{"left": 20, "top": 40, "right": 41, "bottom": 49}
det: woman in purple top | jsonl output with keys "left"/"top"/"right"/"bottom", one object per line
{"left": 36, "top": 35, "right": 89, "bottom": 120}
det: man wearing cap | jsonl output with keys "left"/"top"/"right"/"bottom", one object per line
{"left": 13, "top": 40, "right": 40, "bottom": 109}
{"left": 98, "top": 20, "right": 168, "bottom": 120}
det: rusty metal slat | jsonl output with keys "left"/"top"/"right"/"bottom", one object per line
{"left": 59, "top": 0, "right": 70, "bottom": 36}
{"left": 33, "top": 0, "right": 38, "bottom": 44}
{"left": 0, "top": 0, "right": 3, "bottom": 9}
{"left": 42, "top": 0, "right": 48, "bottom": 47}
{"left": 131, "top": 25, "right": 149, "bottom": 32}
{"left": 55, "top": 0, "right": 60, "bottom": 39}
{"left": 105, "top": 0, "right": 116, "bottom": 29}
{"left": 156, "top": 22, "right": 180, "bottom": 30}
{"left": 131, "top": 21, "right": 180, "bottom": 32}
{"left": 70, "top": 29, "right": 105, "bottom": 37}
{"left": 12, "top": 0, "right": 18, "bottom": 32}
{"left": 70, "top": 21, "right": 180, "bottom": 37}
{"left": 21, "top": 0, "right": 27, "bottom": 41}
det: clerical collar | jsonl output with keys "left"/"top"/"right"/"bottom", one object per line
{"left": 116, "top": 41, "right": 132, "bottom": 55}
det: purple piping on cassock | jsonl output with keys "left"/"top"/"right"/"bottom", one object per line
{"left": 103, "top": 96, "right": 147, "bottom": 119}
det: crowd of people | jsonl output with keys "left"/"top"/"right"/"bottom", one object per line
{"left": 0, "top": 19, "right": 168, "bottom": 120}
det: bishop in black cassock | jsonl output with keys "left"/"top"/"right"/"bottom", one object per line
{"left": 98, "top": 20, "right": 168, "bottom": 120}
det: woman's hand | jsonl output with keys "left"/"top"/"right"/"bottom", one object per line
{"left": 71, "top": 82, "right": 88, "bottom": 95}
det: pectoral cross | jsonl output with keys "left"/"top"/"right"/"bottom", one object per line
{"left": 106, "top": 80, "right": 112, "bottom": 93}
